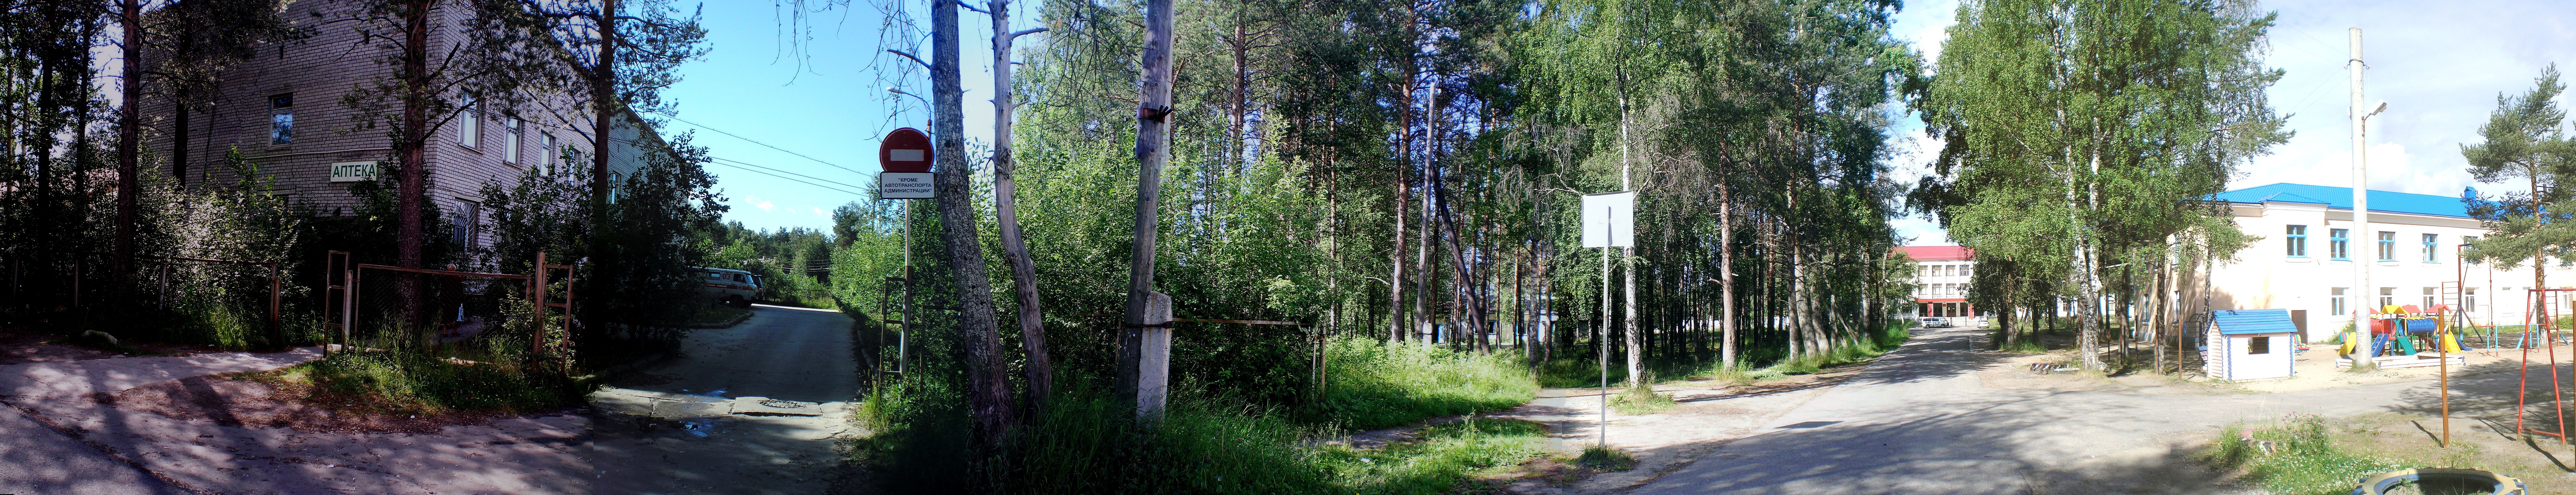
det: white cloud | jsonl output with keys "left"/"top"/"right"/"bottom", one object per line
{"left": 744, "top": 195, "right": 775, "bottom": 212}
{"left": 812, "top": 206, "right": 828, "bottom": 217}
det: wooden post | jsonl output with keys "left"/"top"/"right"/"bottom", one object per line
{"left": 1117, "top": 0, "right": 1178, "bottom": 426}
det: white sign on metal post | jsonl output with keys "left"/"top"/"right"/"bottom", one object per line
{"left": 1581, "top": 191, "right": 1634, "bottom": 248}
{"left": 878, "top": 172, "right": 936, "bottom": 199}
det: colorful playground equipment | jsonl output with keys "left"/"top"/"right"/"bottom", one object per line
{"left": 2336, "top": 304, "right": 2468, "bottom": 370}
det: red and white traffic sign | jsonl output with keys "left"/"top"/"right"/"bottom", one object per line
{"left": 879, "top": 127, "right": 932, "bottom": 173}
{"left": 877, "top": 127, "right": 936, "bottom": 199}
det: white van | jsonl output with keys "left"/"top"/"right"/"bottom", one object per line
{"left": 697, "top": 267, "right": 761, "bottom": 307}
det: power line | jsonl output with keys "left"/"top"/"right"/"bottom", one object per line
{"left": 710, "top": 155, "right": 872, "bottom": 191}
{"left": 704, "top": 161, "right": 867, "bottom": 197}
{"left": 652, "top": 111, "right": 870, "bottom": 178}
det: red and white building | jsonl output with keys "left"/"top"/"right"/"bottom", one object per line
{"left": 1902, "top": 245, "right": 1978, "bottom": 319}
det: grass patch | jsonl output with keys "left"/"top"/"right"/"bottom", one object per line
{"left": 1317, "top": 337, "right": 1538, "bottom": 430}
{"left": 2208, "top": 414, "right": 2407, "bottom": 495}
{"left": 244, "top": 350, "right": 591, "bottom": 416}
{"left": 860, "top": 381, "right": 1549, "bottom": 495}
{"left": 686, "top": 304, "right": 750, "bottom": 326}
{"left": 1317, "top": 418, "right": 1550, "bottom": 495}
{"left": 1574, "top": 445, "right": 1637, "bottom": 471}
{"left": 1608, "top": 384, "right": 1677, "bottom": 415}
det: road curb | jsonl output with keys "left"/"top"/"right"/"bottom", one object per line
{"left": 577, "top": 351, "right": 674, "bottom": 384}
{"left": 686, "top": 309, "right": 755, "bottom": 329}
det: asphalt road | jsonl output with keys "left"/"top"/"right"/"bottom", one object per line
{"left": 584, "top": 303, "right": 862, "bottom": 495}
{"left": 1631, "top": 326, "right": 2438, "bottom": 495}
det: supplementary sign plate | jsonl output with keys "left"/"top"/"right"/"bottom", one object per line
{"left": 879, "top": 172, "right": 935, "bottom": 199}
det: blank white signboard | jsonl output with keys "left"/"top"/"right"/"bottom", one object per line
{"left": 1582, "top": 191, "right": 1633, "bottom": 248}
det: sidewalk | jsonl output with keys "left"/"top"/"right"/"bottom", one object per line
{"left": 0, "top": 347, "right": 594, "bottom": 495}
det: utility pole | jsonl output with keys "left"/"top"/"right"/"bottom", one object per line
{"left": 1117, "top": 0, "right": 1179, "bottom": 425}
{"left": 2349, "top": 28, "right": 2379, "bottom": 371}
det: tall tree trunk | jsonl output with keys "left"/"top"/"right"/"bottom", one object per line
{"left": 1116, "top": 0, "right": 1179, "bottom": 425}
{"left": 590, "top": 0, "right": 620, "bottom": 222}
{"left": 115, "top": 0, "right": 142, "bottom": 292}
{"left": 989, "top": 0, "right": 1053, "bottom": 419}
{"left": 930, "top": 0, "right": 1015, "bottom": 444}
{"left": 1387, "top": 150, "right": 1409, "bottom": 342}
{"left": 397, "top": 0, "right": 431, "bottom": 331}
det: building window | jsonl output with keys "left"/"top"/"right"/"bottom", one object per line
{"left": 505, "top": 118, "right": 523, "bottom": 164}
{"left": 2423, "top": 287, "right": 2437, "bottom": 309}
{"left": 2249, "top": 336, "right": 2271, "bottom": 355}
{"left": 452, "top": 201, "right": 480, "bottom": 247}
{"left": 460, "top": 97, "right": 480, "bottom": 148}
{"left": 2286, "top": 225, "right": 2308, "bottom": 257}
{"left": 1961, "top": 265, "right": 1972, "bottom": 277}
{"left": 269, "top": 94, "right": 293, "bottom": 145}
{"left": 2422, "top": 233, "right": 2438, "bottom": 262}
{"left": 2379, "top": 287, "right": 2395, "bottom": 310}
{"left": 2331, "top": 287, "right": 2347, "bottom": 316}
{"left": 2330, "top": 228, "right": 2350, "bottom": 260}
{"left": 543, "top": 133, "right": 557, "bottom": 174}
{"left": 2465, "top": 236, "right": 2481, "bottom": 265}
{"left": 2378, "top": 231, "right": 2396, "bottom": 261}
{"left": 2466, "top": 288, "right": 2478, "bottom": 312}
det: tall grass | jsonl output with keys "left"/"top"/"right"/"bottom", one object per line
{"left": 857, "top": 337, "right": 1547, "bottom": 494}
{"left": 1316, "top": 337, "right": 1539, "bottom": 430}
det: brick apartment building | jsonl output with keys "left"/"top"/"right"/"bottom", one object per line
{"left": 149, "top": 0, "right": 667, "bottom": 250}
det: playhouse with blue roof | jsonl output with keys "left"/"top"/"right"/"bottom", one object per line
{"left": 2205, "top": 309, "right": 2299, "bottom": 381}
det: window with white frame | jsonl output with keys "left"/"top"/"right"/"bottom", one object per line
{"left": 2331, "top": 287, "right": 2347, "bottom": 316}
{"left": 505, "top": 118, "right": 523, "bottom": 164}
{"left": 269, "top": 94, "right": 293, "bottom": 146}
{"left": 460, "top": 97, "right": 480, "bottom": 148}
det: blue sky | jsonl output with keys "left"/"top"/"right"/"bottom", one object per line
{"left": 1886, "top": 0, "right": 2576, "bottom": 246}
{"left": 658, "top": 0, "right": 1026, "bottom": 232}
{"left": 668, "top": 1, "right": 2576, "bottom": 240}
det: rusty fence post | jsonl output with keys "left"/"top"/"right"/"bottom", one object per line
{"left": 532, "top": 252, "right": 548, "bottom": 357}
{"left": 269, "top": 264, "right": 282, "bottom": 348}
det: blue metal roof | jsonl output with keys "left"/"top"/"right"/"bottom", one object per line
{"left": 2207, "top": 183, "right": 2472, "bottom": 219}
{"left": 2213, "top": 309, "right": 2298, "bottom": 335}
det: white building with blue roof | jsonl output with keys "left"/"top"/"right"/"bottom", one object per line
{"left": 2207, "top": 183, "right": 2561, "bottom": 343}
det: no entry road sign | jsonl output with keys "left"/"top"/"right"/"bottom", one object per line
{"left": 880, "top": 127, "right": 932, "bottom": 173}
{"left": 877, "top": 127, "right": 936, "bottom": 199}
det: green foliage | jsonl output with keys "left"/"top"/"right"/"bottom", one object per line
{"left": 1315, "top": 337, "right": 1538, "bottom": 430}
{"left": 1915, "top": 0, "right": 2284, "bottom": 357}
{"left": 858, "top": 377, "right": 1546, "bottom": 495}
{"left": 2209, "top": 414, "right": 2406, "bottom": 495}
{"left": 2461, "top": 66, "right": 2576, "bottom": 269}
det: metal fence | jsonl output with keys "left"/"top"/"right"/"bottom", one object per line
{"left": 324, "top": 251, "right": 572, "bottom": 357}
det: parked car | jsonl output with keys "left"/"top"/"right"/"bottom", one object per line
{"left": 697, "top": 267, "right": 762, "bottom": 307}
{"left": 1920, "top": 316, "right": 1952, "bottom": 328}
